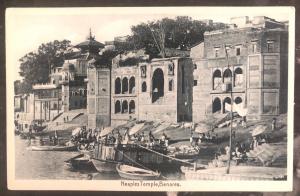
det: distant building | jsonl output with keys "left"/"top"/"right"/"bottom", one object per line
{"left": 191, "top": 16, "right": 288, "bottom": 121}
{"left": 15, "top": 30, "right": 105, "bottom": 130}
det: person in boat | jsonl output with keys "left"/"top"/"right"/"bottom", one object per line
{"left": 149, "top": 131, "right": 155, "bottom": 142}
{"left": 190, "top": 133, "right": 193, "bottom": 146}
{"left": 272, "top": 117, "right": 277, "bottom": 130}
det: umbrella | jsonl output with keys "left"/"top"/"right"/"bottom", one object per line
{"left": 100, "top": 127, "right": 114, "bottom": 137}
{"left": 195, "top": 123, "right": 211, "bottom": 133}
{"left": 72, "top": 127, "right": 81, "bottom": 136}
{"left": 129, "top": 123, "right": 145, "bottom": 135}
{"left": 252, "top": 125, "right": 268, "bottom": 136}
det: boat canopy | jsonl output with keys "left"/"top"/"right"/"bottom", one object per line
{"left": 100, "top": 127, "right": 114, "bottom": 137}
{"left": 153, "top": 123, "right": 171, "bottom": 134}
{"left": 129, "top": 123, "right": 145, "bottom": 136}
{"left": 252, "top": 125, "right": 268, "bottom": 136}
{"left": 195, "top": 123, "right": 211, "bottom": 133}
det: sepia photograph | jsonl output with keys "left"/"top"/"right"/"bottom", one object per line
{"left": 5, "top": 7, "right": 295, "bottom": 191}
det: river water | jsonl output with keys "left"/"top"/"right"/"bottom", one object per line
{"left": 15, "top": 136, "right": 119, "bottom": 180}
{"left": 15, "top": 136, "right": 182, "bottom": 180}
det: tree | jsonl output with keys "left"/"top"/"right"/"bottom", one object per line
{"left": 129, "top": 16, "right": 227, "bottom": 57}
{"left": 18, "top": 40, "right": 71, "bottom": 93}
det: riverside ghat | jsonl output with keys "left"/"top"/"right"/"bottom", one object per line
{"left": 15, "top": 111, "right": 288, "bottom": 181}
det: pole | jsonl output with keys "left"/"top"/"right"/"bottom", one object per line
{"left": 148, "top": 24, "right": 162, "bottom": 57}
{"left": 225, "top": 45, "right": 234, "bottom": 174}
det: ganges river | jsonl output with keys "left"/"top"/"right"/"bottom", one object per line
{"left": 14, "top": 136, "right": 182, "bottom": 180}
{"left": 15, "top": 136, "right": 119, "bottom": 180}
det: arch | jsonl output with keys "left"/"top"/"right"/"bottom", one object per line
{"left": 115, "top": 100, "right": 121, "bottom": 113}
{"left": 235, "top": 97, "right": 242, "bottom": 104}
{"left": 234, "top": 67, "right": 243, "bottom": 87}
{"left": 223, "top": 69, "right": 232, "bottom": 83}
{"left": 142, "top": 81, "right": 147, "bottom": 92}
{"left": 129, "top": 77, "right": 135, "bottom": 94}
{"left": 129, "top": 100, "right": 135, "bottom": 114}
{"left": 115, "top": 77, "right": 121, "bottom": 94}
{"left": 152, "top": 68, "right": 164, "bottom": 103}
{"left": 213, "top": 69, "right": 222, "bottom": 90}
{"left": 122, "top": 100, "right": 128, "bottom": 113}
{"left": 122, "top": 77, "right": 128, "bottom": 94}
{"left": 223, "top": 97, "right": 232, "bottom": 113}
{"left": 212, "top": 97, "right": 221, "bottom": 113}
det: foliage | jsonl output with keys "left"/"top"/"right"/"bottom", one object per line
{"left": 128, "top": 16, "right": 227, "bottom": 58}
{"left": 18, "top": 40, "right": 71, "bottom": 93}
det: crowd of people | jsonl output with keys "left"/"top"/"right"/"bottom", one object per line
{"left": 70, "top": 126, "right": 170, "bottom": 151}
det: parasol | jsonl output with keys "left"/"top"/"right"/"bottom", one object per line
{"left": 252, "top": 125, "right": 268, "bottom": 136}
{"left": 100, "top": 127, "right": 114, "bottom": 137}
{"left": 128, "top": 123, "right": 145, "bottom": 136}
{"left": 72, "top": 127, "right": 82, "bottom": 136}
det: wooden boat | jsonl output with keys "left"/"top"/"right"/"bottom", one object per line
{"left": 116, "top": 164, "right": 160, "bottom": 180}
{"left": 28, "top": 144, "right": 77, "bottom": 151}
{"left": 183, "top": 166, "right": 287, "bottom": 181}
{"left": 64, "top": 154, "right": 96, "bottom": 171}
{"left": 91, "top": 143, "right": 170, "bottom": 173}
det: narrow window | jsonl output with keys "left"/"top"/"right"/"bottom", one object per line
{"left": 193, "top": 80, "right": 198, "bottom": 86}
{"left": 169, "top": 79, "right": 174, "bottom": 91}
{"left": 236, "top": 47, "right": 241, "bottom": 56}
{"left": 141, "top": 82, "right": 147, "bottom": 92}
{"left": 215, "top": 48, "right": 219, "bottom": 58}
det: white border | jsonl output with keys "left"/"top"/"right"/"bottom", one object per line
{"left": 6, "top": 6, "right": 295, "bottom": 191}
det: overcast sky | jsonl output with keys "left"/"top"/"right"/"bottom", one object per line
{"left": 6, "top": 7, "right": 292, "bottom": 81}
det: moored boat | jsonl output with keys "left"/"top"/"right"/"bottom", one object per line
{"left": 28, "top": 144, "right": 77, "bottom": 151}
{"left": 91, "top": 142, "right": 169, "bottom": 173}
{"left": 183, "top": 165, "right": 287, "bottom": 181}
{"left": 116, "top": 164, "right": 160, "bottom": 180}
{"left": 64, "top": 154, "right": 96, "bottom": 171}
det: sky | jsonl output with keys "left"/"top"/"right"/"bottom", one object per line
{"left": 6, "top": 7, "right": 292, "bottom": 81}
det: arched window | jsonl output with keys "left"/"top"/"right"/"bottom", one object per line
{"left": 141, "top": 82, "right": 147, "bottom": 92}
{"left": 115, "top": 100, "right": 121, "bottom": 113}
{"left": 122, "top": 77, "right": 128, "bottom": 94}
{"left": 234, "top": 67, "right": 243, "bottom": 87}
{"left": 169, "top": 79, "right": 173, "bottom": 91}
{"left": 152, "top": 68, "right": 164, "bottom": 103}
{"left": 235, "top": 97, "right": 242, "bottom": 104}
{"left": 223, "top": 97, "right": 232, "bottom": 113}
{"left": 115, "top": 78, "right": 121, "bottom": 94}
{"left": 212, "top": 97, "right": 221, "bottom": 113}
{"left": 122, "top": 100, "right": 128, "bottom": 113}
{"left": 129, "top": 77, "right": 135, "bottom": 94}
{"left": 129, "top": 100, "right": 135, "bottom": 114}
{"left": 223, "top": 69, "right": 232, "bottom": 84}
{"left": 213, "top": 69, "right": 222, "bottom": 90}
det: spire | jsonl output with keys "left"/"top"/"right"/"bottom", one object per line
{"left": 88, "top": 28, "right": 95, "bottom": 41}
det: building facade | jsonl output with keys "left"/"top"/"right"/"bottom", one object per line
{"left": 191, "top": 16, "right": 288, "bottom": 121}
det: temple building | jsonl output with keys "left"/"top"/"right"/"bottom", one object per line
{"left": 191, "top": 16, "right": 288, "bottom": 121}
{"left": 87, "top": 49, "right": 194, "bottom": 128}
{"left": 15, "top": 30, "right": 105, "bottom": 131}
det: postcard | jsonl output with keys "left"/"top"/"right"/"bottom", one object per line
{"left": 6, "top": 6, "right": 295, "bottom": 191}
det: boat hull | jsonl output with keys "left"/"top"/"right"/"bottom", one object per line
{"left": 64, "top": 154, "right": 96, "bottom": 171}
{"left": 116, "top": 164, "right": 160, "bottom": 180}
{"left": 29, "top": 145, "right": 77, "bottom": 151}
{"left": 91, "top": 158, "right": 119, "bottom": 173}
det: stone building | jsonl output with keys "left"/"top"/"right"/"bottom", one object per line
{"left": 137, "top": 57, "right": 194, "bottom": 123}
{"left": 86, "top": 60, "right": 111, "bottom": 129}
{"left": 191, "top": 16, "right": 288, "bottom": 121}
{"left": 61, "top": 31, "right": 104, "bottom": 112}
